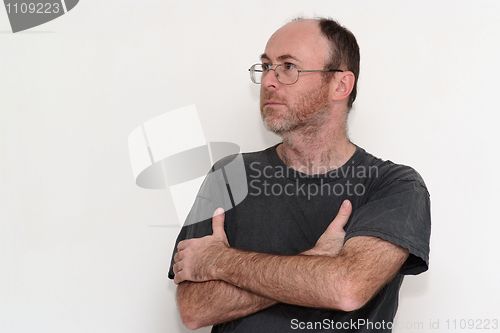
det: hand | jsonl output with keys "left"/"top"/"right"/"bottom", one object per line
{"left": 173, "top": 208, "right": 229, "bottom": 284}
{"left": 302, "top": 200, "right": 352, "bottom": 257}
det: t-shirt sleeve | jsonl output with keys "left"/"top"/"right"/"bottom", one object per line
{"left": 344, "top": 166, "right": 431, "bottom": 275}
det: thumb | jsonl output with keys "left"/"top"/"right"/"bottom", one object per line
{"left": 328, "top": 200, "right": 352, "bottom": 232}
{"left": 211, "top": 207, "right": 226, "bottom": 237}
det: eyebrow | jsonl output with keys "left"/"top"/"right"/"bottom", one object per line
{"left": 260, "top": 53, "right": 302, "bottom": 63}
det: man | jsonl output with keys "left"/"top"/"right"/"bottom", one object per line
{"left": 168, "top": 17, "right": 431, "bottom": 332}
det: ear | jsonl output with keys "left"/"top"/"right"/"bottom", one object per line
{"left": 329, "top": 71, "right": 355, "bottom": 103}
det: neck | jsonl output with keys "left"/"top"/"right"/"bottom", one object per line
{"left": 276, "top": 110, "right": 355, "bottom": 175}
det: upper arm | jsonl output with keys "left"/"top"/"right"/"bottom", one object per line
{"left": 339, "top": 235, "right": 409, "bottom": 308}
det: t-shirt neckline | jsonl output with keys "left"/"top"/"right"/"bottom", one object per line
{"left": 266, "top": 142, "right": 364, "bottom": 182}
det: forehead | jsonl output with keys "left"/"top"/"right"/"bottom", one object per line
{"left": 262, "top": 20, "right": 330, "bottom": 66}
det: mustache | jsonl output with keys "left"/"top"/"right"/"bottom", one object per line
{"left": 261, "top": 92, "right": 285, "bottom": 103}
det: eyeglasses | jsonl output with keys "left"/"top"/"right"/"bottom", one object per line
{"left": 248, "top": 63, "right": 344, "bottom": 85}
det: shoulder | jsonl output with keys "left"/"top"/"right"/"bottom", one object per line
{"left": 358, "top": 148, "right": 429, "bottom": 197}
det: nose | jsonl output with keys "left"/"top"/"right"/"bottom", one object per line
{"left": 261, "top": 68, "right": 280, "bottom": 90}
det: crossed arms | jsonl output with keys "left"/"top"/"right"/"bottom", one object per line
{"left": 172, "top": 201, "right": 409, "bottom": 330}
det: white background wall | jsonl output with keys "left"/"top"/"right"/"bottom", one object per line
{"left": 1, "top": 1, "right": 499, "bottom": 332}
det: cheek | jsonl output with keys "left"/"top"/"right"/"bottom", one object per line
{"left": 293, "top": 86, "right": 329, "bottom": 115}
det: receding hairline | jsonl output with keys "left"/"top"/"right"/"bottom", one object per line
{"left": 264, "top": 18, "right": 331, "bottom": 64}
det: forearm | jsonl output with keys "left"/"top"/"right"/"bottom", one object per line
{"left": 177, "top": 279, "right": 277, "bottom": 329}
{"left": 214, "top": 249, "right": 352, "bottom": 311}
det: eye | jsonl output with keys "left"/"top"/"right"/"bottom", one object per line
{"left": 282, "top": 62, "right": 297, "bottom": 71}
{"left": 261, "top": 63, "right": 272, "bottom": 71}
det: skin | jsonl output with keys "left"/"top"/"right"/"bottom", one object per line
{"left": 174, "top": 205, "right": 407, "bottom": 310}
{"left": 176, "top": 201, "right": 352, "bottom": 329}
{"left": 173, "top": 19, "right": 409, "bottom": 330}
{"left": 259, "top": 19, "right": 356, "bottom": 175}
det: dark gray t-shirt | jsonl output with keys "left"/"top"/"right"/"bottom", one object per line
{"left": 168, "top": 144, "right": 431, "bottom": 332}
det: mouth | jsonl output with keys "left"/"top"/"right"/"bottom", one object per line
{"left": 263, "top": 101, "right": 285, "bottom": 107}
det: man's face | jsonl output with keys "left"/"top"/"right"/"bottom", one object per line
{"left": 259, "top": 20, "right": 332, "bottom": 135}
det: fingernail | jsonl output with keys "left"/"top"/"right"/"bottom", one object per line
{"left": 342, "top": 200, "right": 350, "bottom": 207}
{"left": 214, "top": 207, "right": 225, "bottom": 216}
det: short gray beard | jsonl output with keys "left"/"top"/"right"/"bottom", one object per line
{"left": 261, "top": 111, "right": 301, "bottom": 135}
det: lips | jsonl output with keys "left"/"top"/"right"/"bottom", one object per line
{"left": 263, "top": 101, "right": 285, "bottom": 106}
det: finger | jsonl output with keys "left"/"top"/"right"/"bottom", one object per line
{"left": 329, "top": 200, "right": 352, "bottom": 232}
{"left": 173, "top": 262, "right": 182, "bottom": 274}
{"left": 174, "top": 252, "right": 182, "bottom": 263}
{"left": 174, "top": 270, "right": 188, "bottom": 284}
{"left": 174, "top": 272, "right": 182, "bottom": 284}
{"left": 211, "top": 207, "right": 226, "bottom": 238}
{"left": 177, "top": 240, "right": 188, "bottom": 251}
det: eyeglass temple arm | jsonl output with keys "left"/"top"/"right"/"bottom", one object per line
{"left": 298, "top": 69, "right": 344, "bottom": 73}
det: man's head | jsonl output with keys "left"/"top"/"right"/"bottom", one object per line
{"left": 257, "top": 18, "right": 360, "bottom": 136}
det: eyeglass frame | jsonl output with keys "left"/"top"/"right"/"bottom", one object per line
{"left": 248, "top": 63, "right": 344, "bottom": 85}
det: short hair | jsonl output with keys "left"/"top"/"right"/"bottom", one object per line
{"left": 319, "top": 18, "right": 360, "bottom": 108}
{"left": 293, "top": 17, "right": 360, "bottom": 108}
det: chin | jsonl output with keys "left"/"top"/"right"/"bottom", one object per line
{"left": 263, "top": 117, "right": 296, "bottom": 135}
{"left": 261, "top": 106, "right": 298, "bottom": 134}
